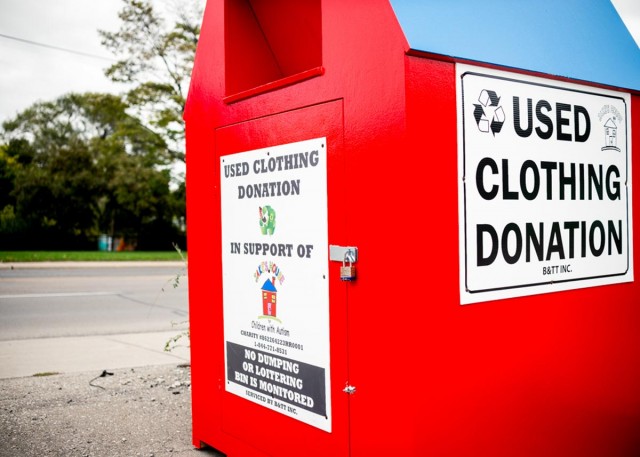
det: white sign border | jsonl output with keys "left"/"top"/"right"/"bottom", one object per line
{"left": 456, "top": 64, "right": 634, "bottom": 304}
{"left": 219, "top": 137, "right": 332, "bottom": 431}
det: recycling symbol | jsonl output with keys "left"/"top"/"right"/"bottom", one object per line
{"left": 473, "top": 89, "right": 505, "bottom": 135}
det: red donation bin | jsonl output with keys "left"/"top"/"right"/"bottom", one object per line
{"left": 185, "top": 1, "right": 640, "bottom": 455}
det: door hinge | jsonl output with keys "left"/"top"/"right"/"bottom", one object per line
{"left": 343, "top": 384, "right": 356, "bottom": 395}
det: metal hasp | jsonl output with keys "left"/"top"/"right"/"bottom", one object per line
{"left": 329, "top": 245, "right": 358, "bottom": 263}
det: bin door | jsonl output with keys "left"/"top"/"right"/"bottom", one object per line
{"left": 216, "top": 100, "right": 350, "bottom": 457}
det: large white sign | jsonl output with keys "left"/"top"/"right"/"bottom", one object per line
{"left": 457, "top": 64, "right": 633, "bottom": 304}
{"left": 220, "top": 137, "right": 332, "bottom": 431}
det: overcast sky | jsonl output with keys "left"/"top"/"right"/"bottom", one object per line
{"left": 613, "top": 0, "right": 640, "bottom": 44}
{"left": 0, "top": 0, "right": 201, "bottom": 125}
{"left": 0, "top": 0, "right": 639, "bottom": 126}
{"left": 0, "top": 0, "right": 123, "bottom": 124}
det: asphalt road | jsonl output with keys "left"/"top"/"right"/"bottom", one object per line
{"left": 0, "top": 262, "right": 191, "bottom": 378}
{"left": 0, "top": 263, "right": 188, "bottom": 340}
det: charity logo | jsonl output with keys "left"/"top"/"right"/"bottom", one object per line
{"left": 260, "top": 276, "right": 278, "bottom": 318}
{"left": 254, "top": 261, "right": 285, "bottom": 322}
{"left": 599, "top": 105, "right": 622, "bottom": 152}
{"left": 473, "top": 89, "right": 505, "bottom": 135}
{"left": 259, "top": 205, "right": 276, "bottom": 235}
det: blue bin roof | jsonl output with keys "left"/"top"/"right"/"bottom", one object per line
{"left": 389, "top": 0, "right": 640, "bottom": 92}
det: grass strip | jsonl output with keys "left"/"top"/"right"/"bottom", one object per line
{"left": 0, "top": 251, "right": 186, "bottom": 263}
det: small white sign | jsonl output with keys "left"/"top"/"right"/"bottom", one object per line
{"left": 220, "top": 137, "right": 332, "bottom": 431}
{"left": 457, "top": 64, "right": 633, "bottom": 304}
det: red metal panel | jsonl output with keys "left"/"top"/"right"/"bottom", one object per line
{"left": 224, "top": 0, "right": 322, "bottom": 96}
{"left": 191, "top": 101, "right": 350, "bottom": 456}
{"left": 186, "top": 0, "right": 640, "bottom": 455}
{"left": 250, "top": 0, "right": 322, "bottom": 76}
{"left": 402, "top": 56, "right": 640, "bottom": 456}
{"left": 186, "top": 0, "right": 409, "bottom": 132}
{"left": 224, "top": 0, "right": 283, "bottom": 94}
{"left": 185, "top": 116, "right": 223, "bottom": 450}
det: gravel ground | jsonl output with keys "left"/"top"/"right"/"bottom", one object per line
{"left": 0, "top": 364, "right": 223, "bottom": 457}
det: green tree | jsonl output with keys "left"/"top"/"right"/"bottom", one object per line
{"left": 2, "top": 99, "right": 105, "bottom": 246}
{"left": 0, "top": 140, "right": 28, "bottom": 235}
{"left": 99, "top": 0, "right": 203, "bottom": 163}
{"left": 1, "top": 92, "right": 184, "bottom": 250}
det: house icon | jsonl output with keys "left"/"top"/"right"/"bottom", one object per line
{"left": 261, "top": 277, "right": 277, "bottom": 317}
{"left": 602, "top": 118, "right": 620, "bottom": 151}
